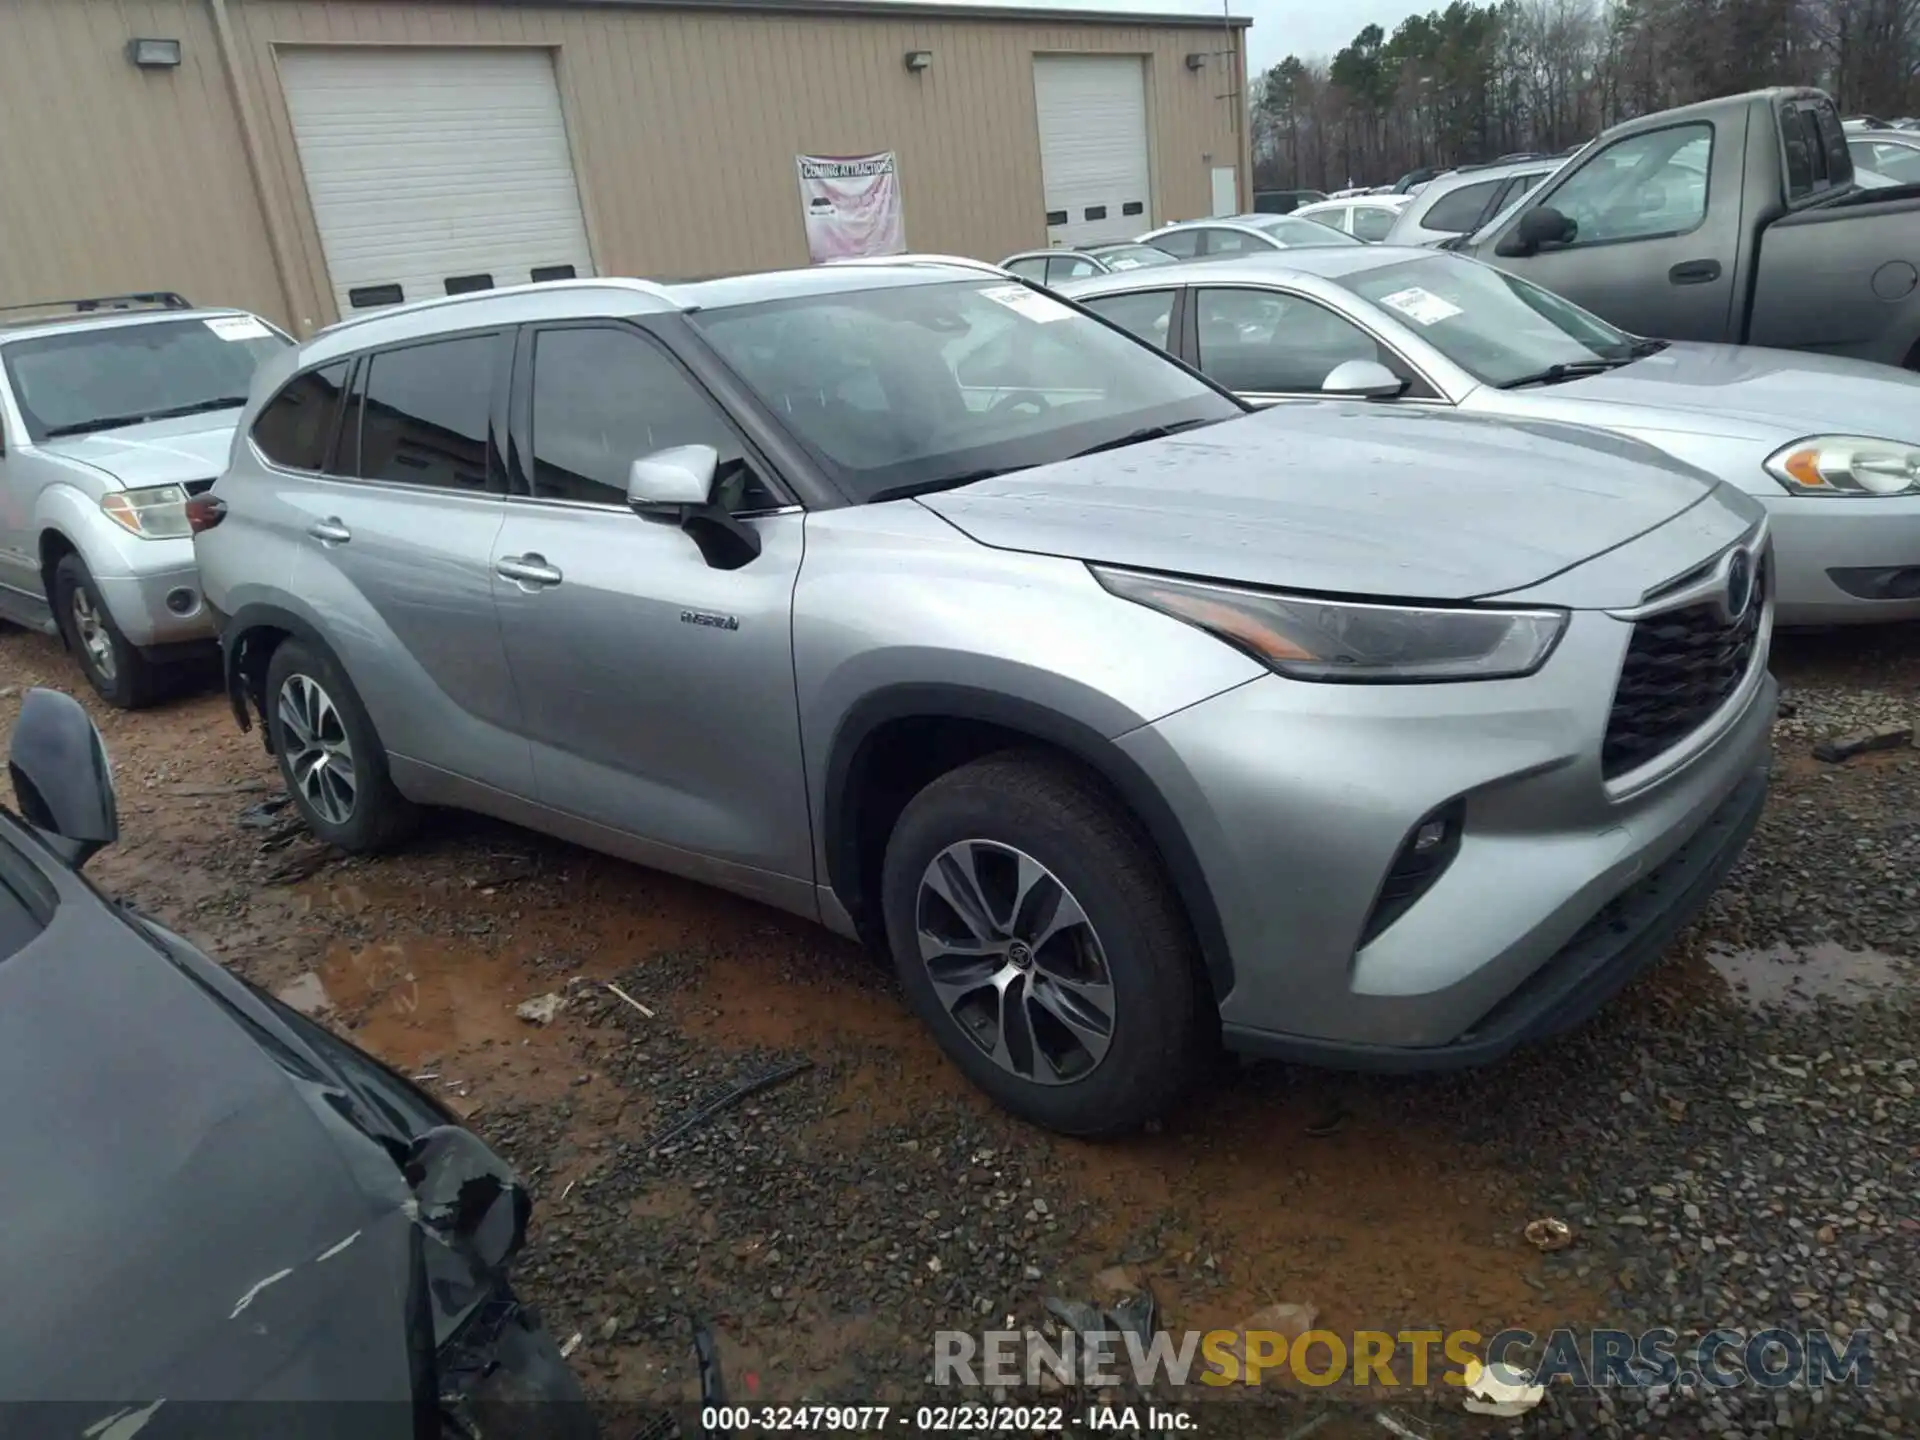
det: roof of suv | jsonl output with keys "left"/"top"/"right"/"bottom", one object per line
{"left": 301, "top": 261, "right": 1005, "bottom": 366}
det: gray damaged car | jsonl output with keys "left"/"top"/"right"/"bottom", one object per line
{"left": 0, "top": 294, "right": 291, "bottom": 706}
{"left": 195, "top": 264, "right": 1775, "bottom": 1135}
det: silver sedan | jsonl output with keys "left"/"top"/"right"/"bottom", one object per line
{"left": 1062, "top": 248, "right": 1920, "bottom": 625}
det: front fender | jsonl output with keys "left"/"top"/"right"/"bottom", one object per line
{"left": 32, "top": 483, "right": 157, "bottom": 580}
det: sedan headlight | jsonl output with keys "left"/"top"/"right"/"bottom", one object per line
{"left": 1092, "top": 567, "right": 1567, "bottom": 683}
{"left": 1765, "top": 436, "right": 1920, "bottom": 496}
{"left": 99, "top": 484, "right": 192, "bottom": 539}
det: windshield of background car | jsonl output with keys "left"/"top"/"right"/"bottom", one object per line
{"left": 3, "top": 317, "right": 290, "bottom": 442}
{"left": 1340, "top": 255, "right": 1637, "bottom": 385}
{"left": 689, "top": 280, "right": 1241, "bottom": 501}
{"left": 1244, "top": 215, "right": 1365, "bottom": 248}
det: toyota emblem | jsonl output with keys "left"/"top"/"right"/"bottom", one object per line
{"left": 1723, "top": 548, "right": 1754, "bottom": 624}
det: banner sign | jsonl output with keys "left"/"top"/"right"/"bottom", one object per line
{"left": 797, "top": 152, "right": 906, "bottom": 262}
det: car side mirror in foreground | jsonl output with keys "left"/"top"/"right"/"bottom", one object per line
{"left": 8, "top": 688, "right": 118, "bottom": 868}
{"left": 1321, "top": 359, "right": 1408, "bottom": 400}
{"left": 1497, "top": 205, "right": 1575, "bottom": 258}
{"left": 627, "top": 444, "right": 763, "bottom": 571}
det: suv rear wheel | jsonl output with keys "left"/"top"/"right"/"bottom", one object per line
{"left": 54, "top": 554, "right": 160, "bottom": 709}
{"left": 265, "top": 637, "right": 418, "bottom": 852}
{"left": 880, "top": 751, "right": 1202, "bottom": 1135}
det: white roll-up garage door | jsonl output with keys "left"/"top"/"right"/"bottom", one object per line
{"left": 278, "top": 48, "right": 595, "bottom": 317}
{"left": 1032, "top": 55, "right": 1152, "bottom": 247}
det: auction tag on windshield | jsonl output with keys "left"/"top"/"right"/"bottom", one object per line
{"left": 204, "top": 315, "right": 272, "bottom": 342}
{"left": 981, "top": 285, "right": 1074, "bottom": 323}
{"left": 1377, "top": 287, "right": 1462, "bottom": 326}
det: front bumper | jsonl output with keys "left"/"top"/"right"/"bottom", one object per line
{"left": 1119, "top": 603, "right": 1776, "bottom": 1064}
{"left": 90, "top": 541, "right": 217, "bottom": 648}
{"left": 1762, "top": 492, "right": 1920, "bottom": 624}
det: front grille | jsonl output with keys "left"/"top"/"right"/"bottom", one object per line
{"left": 1601, "top": 557, "right": 1767, "bottom": 780}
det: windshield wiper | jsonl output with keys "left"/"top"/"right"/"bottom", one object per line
{"left": 1064, "top": 417, "right": 1223, "bottom": 461}
{"left": 868, "top": 467, "right": 1022, "bottom": 503}
{"left": 41, "top": 412, "right": 168, "bottom": 438}
{"left": 142, "top": 396, "right": 249, "bottom": 420}
{"left": 1498, "top": 358, "right": 1630, "bottom": 389}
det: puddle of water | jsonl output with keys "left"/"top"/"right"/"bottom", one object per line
{"left": 1705, "top": 942, "right": 1911, "bottom": 1008}
{"left": 274, "top": 971, "right": 333, "bottom": 1017}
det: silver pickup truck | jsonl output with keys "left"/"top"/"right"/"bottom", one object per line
{"left": 0, "top": 293, "right": 290, "bottom": 706}
{"left": 1459, "top": 88, "right": 1920, "bottom": 371}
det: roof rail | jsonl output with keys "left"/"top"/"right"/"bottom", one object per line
{"left": 315, "top": 276, "right": 678, "bottom": 337}
{"left": 0, "top": 291, "right": 192, "bottom": 320}
{"left": 822, "top": 253, "right": 1009, "bottom": 275}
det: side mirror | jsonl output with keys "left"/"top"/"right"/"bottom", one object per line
{"left": 1321, "top": 359, "right": 1407, "bottom": 400}
{"left": 626, "top": 444, "right": 762, "bottom": 571}
{"left": 8, "top": 688, "right": 117, "bottom": 868}
{"left": 1497, "top": 206, "right": 1575, "bottom": 258}
{"left": 406, "top": 1125, "right": 530, "bottom": 1274}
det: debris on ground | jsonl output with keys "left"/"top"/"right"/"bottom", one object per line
{"left": 516, "top": 993, "right": 566, "bottom": 1025}
{"left": 1812, "top": 721, "right": 1913, "bottom": 762}
{"left": 606, "top": 981, "right": 655, "bottom": 1018}
{"left": 164, "top": 779, "right": 270, "bottom": 798}
{"left": 640, "top": 1058, "right": 812, "bottom": 1153}
{"left": 273, "top": 972, "right": 332, "bottom": 1017}
{"left": 1524, "top": 1216, "right": 1574, "bottom": 1251}
{"left": 1462, "top": 1360, "right": 1545, "bottom": 1417}
{"left": 558, "top": 1331, "right": 583, "bottom": 1360}
{"left": 236, "top": 795, "right": 291, "bottom": 828}
{"left": 261, "top": 843, "right": 333, "bottom": 885}
{"left": 1372, "top": 1411, "right": 1433, "bottom": 1440}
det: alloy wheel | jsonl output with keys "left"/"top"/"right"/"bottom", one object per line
{"left": 70, "top": 585, "right": 116, "bottom": 683}
{"left": 915, "top": 839, "right": 1116, "bottom": 1085}
{"left": 277, "top": 674, "right": 357, "bottom": 826}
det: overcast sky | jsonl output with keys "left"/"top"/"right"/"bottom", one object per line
{"left": 948, "top": 0, "right": 1429, "bottom": 76}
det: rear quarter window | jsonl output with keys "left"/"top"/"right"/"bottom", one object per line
{"left": 250, "top": 362, "right": 349, "bottom": 471}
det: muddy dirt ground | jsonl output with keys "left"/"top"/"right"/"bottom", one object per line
{"left": 6, "top": 623, "right": 1916, "bottom": 1438}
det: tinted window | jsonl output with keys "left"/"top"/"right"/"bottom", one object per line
{"left": 529, "top": 326, "right": 778, "bottom": 512}
{"left": 251, "top": 362, "right": 348, "bottom": 471}
{"left": 1550, "top": 124, "right": 1710, "bottom": 242}
{"left": 1196, "top": 288, "right": 1391, "bottom": 393}
{"left": 1004, "top": 257, "right": 1049, "bottom": 281}
{"left": 1418, "top": 179, "right": 1502, "bottom": 233}
{"left": 690, "top": 280, "right": 1237, "bottom": 502}
{"left": 1352, "top": 206, "right": 1399, "bottom": 241}
{"left": 1082, "top": 290, "right": 1177, "bottom": 349}
{"left": 351, "top": 335, "right": 498, "bottom": 491}
{"left": 1150, "top": 228, "right": 1204, "bottom": 259}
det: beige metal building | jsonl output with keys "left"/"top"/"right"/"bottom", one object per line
{"left": 0, "top": 0, "right": 1251, "bottom": 334}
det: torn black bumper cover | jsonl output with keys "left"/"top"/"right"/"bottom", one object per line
{"left": 219, "top": 621, "right": 271, "bottom": 749}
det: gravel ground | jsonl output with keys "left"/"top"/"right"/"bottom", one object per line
{"left": 2, "top": 619, "right": 1914, "bottom": 1440}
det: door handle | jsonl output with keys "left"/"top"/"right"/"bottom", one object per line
{"left": 1668, "top": 259, "right": 1721, "bottom": 285}
{"left": 306, "top": 517, "right": 351, "bottom": 545}
{"left": 495, "top": 553, "right": 563, "bottom": 588}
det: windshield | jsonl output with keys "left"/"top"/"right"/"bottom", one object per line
{"left": 1244, "top": 216, "right": 1364, "bottom": 248}
{"left": 3, "top": 316, "right": 289, "bottom": 442}
{"left": 1089, "top": 244, "right": 1180, "bottom": 270}
{"left": 690, "top": 279, "right": 1240, "bottom": 502}
{"left": 1340, "top": 255, "right": 1637, "bottom": 385}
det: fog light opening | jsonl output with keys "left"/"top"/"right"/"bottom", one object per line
{"left": 1357, "top": 797, "right": 1466, "bottom": 950}
{"left": 165, "top": 587, "right": 198, "bottom": 616}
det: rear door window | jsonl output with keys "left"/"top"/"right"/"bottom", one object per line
{"left": 1081, "top": 290, "right": 1177, "bottom": 350}
{"left": 1003, "top": 257, "right": 1048, "bottom": 281}
{"left": 251, "top": 362, "right": 349, "bottom": 471}
{"left": 1150, "top": 228, "right": 1203, "bottom": 259}
{"left": 1351, "top": 206, "right": 1398, "bottom": 241}
{"left": 1196, "top": 288, "right": 1391, "bottom": 393}
{"left": 347, "top": 334, "right": 502, "bottom": 492}
{"left": 1046, "top": 255, "right": 1101, "bottom": 284}
{"left": 1417, "top": 180, "right": 1503, "bottom": 233}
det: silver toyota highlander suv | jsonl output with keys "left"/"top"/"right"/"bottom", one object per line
{"left": 0, "top": 293, "right": 290, "bottom": 705}
{"left": 194, "top": 263, "right": 1776, "bottom": 1135}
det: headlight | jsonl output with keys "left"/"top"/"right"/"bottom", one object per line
{"left": 1091, "top": 566, "right": 1567, "bottom": 683}
{"left": 99, "top": 484, "right": 192, "bottom": 538}
{"left": 1765, "top": 436, "right": 1920, "bottom": 496}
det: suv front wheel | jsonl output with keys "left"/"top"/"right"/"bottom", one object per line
{"left": 880, "top": 752, "right": 1203, "bottom": 1136}
{"left": 54, "top": 554, "right": 160, "bottom": 709}
{"left": 265, "top": 638, "right": 418, "bottom": 852}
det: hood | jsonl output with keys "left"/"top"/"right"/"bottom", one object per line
{"left": 1535, "top": 341, "right": 1920, "bottom": 443}
{"left": 0, "top": 879, "right": 444, "bottom": 1429}
{"left": 917, "top": 403, "right": 1720, "bottom": 600}
{"left": 35, "top": 412, "right": 240, "bottom": 489}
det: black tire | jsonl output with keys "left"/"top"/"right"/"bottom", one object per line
{"left": 52, "top": 554, "right": 160, "bottom": 709}
{"left": 265, "top": 637, "right": 418, "bottom": 852}
{"left": 881, "top": 750, "right": 1203, "bottom": 1136}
